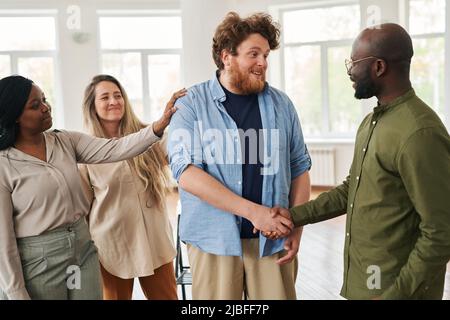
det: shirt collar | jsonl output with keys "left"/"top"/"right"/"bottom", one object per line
{"left": 373, "top": 88, "right": 416, "bottom": 114}
{"left": 0, "top": 131, "right": 54, "bottom": 163}
{"left": 209, "top": 71, "right": 227, "bottom": 103}
{"left": 44, "top": 131, "right": 55, "bottom": 160}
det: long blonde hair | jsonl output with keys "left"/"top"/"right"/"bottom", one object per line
{"left": 82, "top": 74, "right": 170, "bottom": 208}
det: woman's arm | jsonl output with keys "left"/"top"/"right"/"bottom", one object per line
{"left": 0, "top": 184, "right": 30, "bottom": 300}
{"left": 72, "top": 89, "right": 186, "bottom": 164}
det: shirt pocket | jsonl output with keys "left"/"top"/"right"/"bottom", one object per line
{"left": 89, "top": 162, "right": 133, "bottom": 188}
{"left": 119, "top": 161, "right": 135, "bottom": 184}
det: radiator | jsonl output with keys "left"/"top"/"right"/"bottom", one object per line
{"left": 308, "top": 147, "right": 336, "bottom": 186}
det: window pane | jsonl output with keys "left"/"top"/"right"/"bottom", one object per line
{"left": 409, "top": 0, "right": 445, "bottom": 35}
{"left": 18, "top": 57, "right": 55, "bottom": 109}
{"left": 411, "top": 37, "right": 445, "bottom": 121}
{"left": 328, "top": 46, "right": 361, "bottom": 134}
{"left": 102, "top": 53, "right": 144, "bottom": 119}
{"left": 0, "top": 55, "right": 11, "bottom": 78}
{"left": 99, "top": 17, "right": 182, "bottom": 49}
{"left": 284, "top": 46, "right": 322, "bottom": 136}
{"left": 0, "top": 17, "right": 55, "bottom": 50}
{"left": 148, "top": 55, "right": 181, "bottom": 121}
{"left": 283, "top": 5, "right": 360, "bottom": 43}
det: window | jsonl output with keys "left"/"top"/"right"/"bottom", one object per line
{"left": 0, "top": 12, "right": 60, "bottom": 125}
{"left": 407, "top": 0, "right": 446, "bottom": 123}
{"left": 281, "top": 3, "right": 361, "bottom": 138}
{"left": 98, "top": 12, "right": 182, "bottom": 122}
{"left": 0, "top": 55, "right": 11, "bottom": 78}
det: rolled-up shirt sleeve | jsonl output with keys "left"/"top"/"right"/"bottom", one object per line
{"left": 168, "top": 93, "right": 204, "bottom": 182}
{"left": 0, "top": 184, "right": 30, "bottom": 300}
{"left": 288, "top": 98, "right": 311, "bottom": 179}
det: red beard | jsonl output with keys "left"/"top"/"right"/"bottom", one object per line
{"left": 229, "top": 62, "right": 266, "bottom": 95}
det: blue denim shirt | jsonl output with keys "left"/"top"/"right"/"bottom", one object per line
{"left": 168, "top": 74, "right": 311, "bottom": 257}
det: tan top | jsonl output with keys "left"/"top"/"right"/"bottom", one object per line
{"left": 79, "top": 137, "right": 176, "bottom": 279}
{"left": 0, "top": 126, "right": 160, "bottom": 299}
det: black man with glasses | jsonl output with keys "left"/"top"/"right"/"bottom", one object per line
{"left": 270, "top": 23, "right": 450, "bottom": 300}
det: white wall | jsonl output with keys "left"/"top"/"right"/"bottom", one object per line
{"left": 180, "top": 0, "right": 226, "bottom": 86}
{"left": 57, "top": 0, "right": 100, "bottom": 131}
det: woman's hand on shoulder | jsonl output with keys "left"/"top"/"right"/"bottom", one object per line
{"left": 152, "top": 88, "right": 187, "bottom": 137}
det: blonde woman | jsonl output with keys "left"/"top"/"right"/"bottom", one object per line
{"left": 79, "top": 74, "right": 185, "bottom": 300}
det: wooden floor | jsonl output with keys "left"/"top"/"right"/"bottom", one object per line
{"left": 134, "top": 189, "right": 450, "bottom": 300}
{"left": 296, "top": 214, "right": 346, "bottom": 299}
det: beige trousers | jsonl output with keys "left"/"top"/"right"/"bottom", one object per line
{"left": 187, "top": 238, "right": 297, "bottom": 300}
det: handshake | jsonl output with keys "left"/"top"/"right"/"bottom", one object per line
{"left": 251, "top": 206, "right": 294, "bottom": 240}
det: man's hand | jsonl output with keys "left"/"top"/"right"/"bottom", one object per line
{"left": 269, "top": 206, "right": 291, "bottom": 219}
{"left": 250, "top": 205, "right": 293, "bottom": 237}
{"left": 259, "top": 206, "right": 292, "bottom": 240}
{"left": 276, "top": 227, "right": 302, "bottom": 265}
{"left": 257, "top": 206, "right": 301, "bottom": 264}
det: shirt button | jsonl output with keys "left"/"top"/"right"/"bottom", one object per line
{"left": 350, "top": 203, "right": 353, "bottom": 208}
{"left": 372, "top": 120, "right": 377, "bottom": 125}
{"left": 356, "top": 176, "right": 360, "bottom": 180}
{"left": 346, "top": 233, "right": 350, "bottom": 237}
{"left": 67, "top": 227, "right": 73, "bottom": 232}
{"left": 363, "top": 148, "right": 366, "bottom": 152}
{"left": 237, "top": 181, "right": 242, "bottom": 185}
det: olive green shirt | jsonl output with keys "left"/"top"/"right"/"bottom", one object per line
{"left": 291, "top": 89, "right": 450, "bottom": 299}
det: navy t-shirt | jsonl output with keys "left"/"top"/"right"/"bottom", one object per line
{"left": 221, "top": 85, "right": 264, "bottom": 239}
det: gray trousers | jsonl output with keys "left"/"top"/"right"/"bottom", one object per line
{"left": 1, "top": 217, "right": 102, "bottom": 300}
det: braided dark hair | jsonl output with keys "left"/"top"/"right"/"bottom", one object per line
{"left": 0, "top": 75, "right": 33, "bottom": 150}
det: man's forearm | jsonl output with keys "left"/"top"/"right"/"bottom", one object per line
{"left": 289, "top": 171, "right": 311, "bottom": 237}
{"left": 289, "top": 174, "right": 349, "bottom": 227}
{"left": 289, "top": 171, "right": 311, "bottom": 208}
{"left": 178, "top": 165, "right": 259, "bottom": 221}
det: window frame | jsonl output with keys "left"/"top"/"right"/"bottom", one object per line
{"left": 277, "top": 0, "right": 363, "bottom": 139}
{"left": 402, "top": 0, "right": 449, "bottom": 128}
{"left": 97, "top": 10, "right": 183, "bottom": 122}
{"left": 0, "top": 9, "right": 63, "bottom": 127}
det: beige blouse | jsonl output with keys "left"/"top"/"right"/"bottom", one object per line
{"left": 78, "top": 136, "right": 176, "bottom": 279}
{"left": 0, "top": 126, "right": 160, "bottom": 299}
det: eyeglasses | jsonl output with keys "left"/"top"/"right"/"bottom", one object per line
{"left": 345, "top": 56, "right": 380, "bottom": 72}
